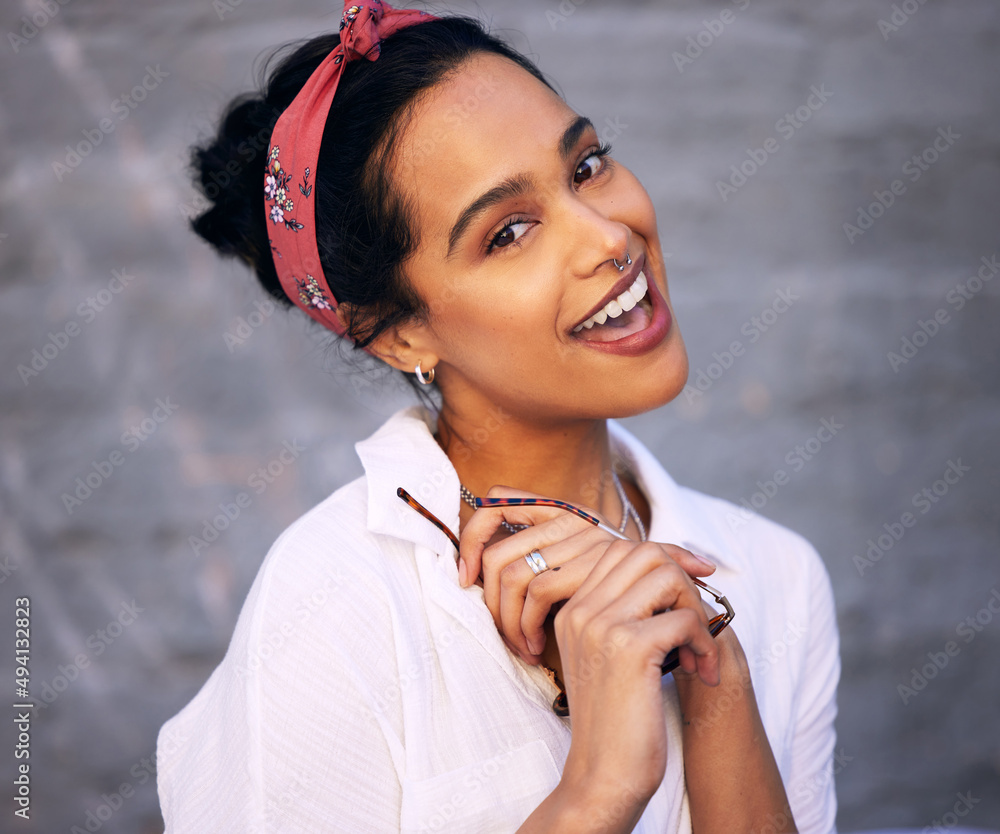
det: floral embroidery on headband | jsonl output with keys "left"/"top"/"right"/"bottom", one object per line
{"left": 295, "top": 275, "right": 332, "bottom": 310}
{"left": 340, "top": 5, "right": 365, "bottom": 30}
{"left": 265, "top": 146, "right": 306, "bottom": 232}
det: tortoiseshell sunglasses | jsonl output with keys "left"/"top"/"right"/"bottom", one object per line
{"left": 397, "top": 487, "right": 735, "bottom": 716}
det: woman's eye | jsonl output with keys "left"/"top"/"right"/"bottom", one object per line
{"left": 489, "top": 219, "right": 531, "bottom": 252}
{"left": 574, "top": 149, "right": 610, "bottom": 184}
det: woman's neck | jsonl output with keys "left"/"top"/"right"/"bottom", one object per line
{"left": 436, "top": 403, "right": 617, "bottom": 513}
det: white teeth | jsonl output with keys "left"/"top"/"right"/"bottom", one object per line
{"left": 572, "top": 271, "right": 648, "bottom": 333}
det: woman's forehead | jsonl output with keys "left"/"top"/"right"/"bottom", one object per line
{"left": 396, "top": 53, "right": 581, "bottom": 245}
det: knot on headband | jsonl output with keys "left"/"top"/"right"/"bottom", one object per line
{"left": 340, "top": 2, "right": 388, "bottom": 62}
{"left": 264, "top": 1, "right": 436, "bottom": 338}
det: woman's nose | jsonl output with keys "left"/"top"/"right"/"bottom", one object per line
{"left": 564, "top": 203, "right": 632, "bottom": 279}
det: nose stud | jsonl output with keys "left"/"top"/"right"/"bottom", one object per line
{"left": 612, "top": 252, "right": 632, "bottom": 272}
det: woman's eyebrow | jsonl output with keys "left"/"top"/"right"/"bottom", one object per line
{"left": 446, "top": 174, "right": 533, "bottom": 257}
{"left": 559, "top": 114, "right": 594, "bottom": 159}
{"left": 446, "top": 115, "right": 596, "bottom": 258}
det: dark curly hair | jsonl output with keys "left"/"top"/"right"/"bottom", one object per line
{"left": 190, "top": 15, "right": 554, "bottom": 361}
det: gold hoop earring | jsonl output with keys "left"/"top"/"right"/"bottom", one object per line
{"left": 415, "top": 362, "right": 435, "bottom": 385}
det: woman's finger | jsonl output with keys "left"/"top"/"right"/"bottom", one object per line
{"left": 672, "top": 599, "right": 732, "bottom": 680}
{"left": 492, "top": 530, "right": 605, "bottom": 653}
{"left": 567, "top": 541, "right": 685, "bottom": 611}
{"left": 519, "top": 541, "right": 607, "bottom": 656}
{"left": 496, "top": 537, "right": 609, "bottom": 660}
{"left": 677, "top": 644, "right": 698, "bottom": 675}
{"left": 481, "top": 520, "right": 605, "bottom": 620}
{"left": 635, "top": 607, "right": 721, "bottom": 687}
{"left": 595, "top": 555, "right": 710, "bottom": 634}
{"left": 618, "top": 583, "right": 721, "bottom": 687}
{"left": 659, "top": 543, "right": 717, "bottom": 578}
{"left": 458, "top": 485, "right": 603, "bottom": 587}
{"left": 486, "top": 524, "right": 609, "bottom": 643}
{"left": 557, "top": 544, "right": 719, "bottom": 685}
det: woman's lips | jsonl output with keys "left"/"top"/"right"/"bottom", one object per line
{"left": 572, "top": 254, "right": 647, "bottom": 331}
{"left": 571, "top": 271, "right": 672, "bottom": 357}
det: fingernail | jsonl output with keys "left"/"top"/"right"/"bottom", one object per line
{"left": 458, "top": 558, "right": 467, "bottom": 586}
{"left": 692, "top": 552, "right": 716, "bottom": 570}
{"left": 526, "top": 638, "right": 539, "bottom": 656}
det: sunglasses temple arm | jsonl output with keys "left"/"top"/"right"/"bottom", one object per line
{"left": 474, "top": 497, "right": 631, "bottom": 541}
{"left": 596, "top": 520, "right": 630, "bottom": 540}
{"left": 396, "top": 488, "right": 460, "bottom": 552}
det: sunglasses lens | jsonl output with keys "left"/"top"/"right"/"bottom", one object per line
{"left": 660, "top": 595, "right": 733, "bottom": 675}
{"left": 708, "top": 613, "right": 728, "bottom": 636}
{"left": 660, "top": 646, "right": 681, "bottom": 675}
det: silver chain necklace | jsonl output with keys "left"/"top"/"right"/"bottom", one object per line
{"left": 459, "top": 468, "right": 647, "bottom": 542}
{"left": 458, "top": 484, "right": 528, "bottom": 535}
{"left": 612, "top": 467, "right": 647, "bottom": 542}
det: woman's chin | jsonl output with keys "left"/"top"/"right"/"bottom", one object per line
{"left": 598, "top": 344, "right": 690, "bottom": 419}
{"left": 636, "top": 327, "right": 689, "bottom": 412}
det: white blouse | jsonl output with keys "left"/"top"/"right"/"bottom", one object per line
{"left": 157, "top": 407, "right": 840, "bottom": 833}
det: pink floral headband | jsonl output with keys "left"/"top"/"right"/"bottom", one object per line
{"left": 264, "top": 1, "right": 436, "bottom": 336}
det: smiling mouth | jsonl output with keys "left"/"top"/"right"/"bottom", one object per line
{"left": 571, "top": 269, "right": 653, "bottom": 343}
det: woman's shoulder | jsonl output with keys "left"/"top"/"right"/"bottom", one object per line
{"left": 677, "top": 483, "right": 826, "bottom": 576}
{"left": 181, "top": 405, "right": 448, "bottom": 700}
{"left": 157, "top": 475, "right": 410, "bottom": 832}
{"left": 262, "top": 473, "right": 383, "bottom": 578}
{"left": 242, "top": 472, "right": 414, "bottom": 643}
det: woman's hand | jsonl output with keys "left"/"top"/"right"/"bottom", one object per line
{"left": 480, "top": 490, "right": 795, "bottom": 834}
{"left": 554, "top": 539, "right": 724, "bottom": 803}
{"left": 458, "top": 485, "right": 718, "bottom": 670}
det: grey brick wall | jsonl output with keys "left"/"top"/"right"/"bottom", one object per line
{"left": 1, "top": 1, "right": 997, "bottom": 831}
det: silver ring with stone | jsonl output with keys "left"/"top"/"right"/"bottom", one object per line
{"left": 524, "top": 550, "right": 549, "bottom": 576}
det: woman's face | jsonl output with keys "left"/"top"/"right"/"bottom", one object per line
{"left": 387, "top": 52, "right": 688, "bottom": 422}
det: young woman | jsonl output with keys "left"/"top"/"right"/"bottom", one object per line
{"left": 158, "top": 3, "right": 840, "bottom": 832}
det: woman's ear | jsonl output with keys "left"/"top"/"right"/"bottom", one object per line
{"left": 336, "top": 303, "right": 439, "bottom": 374}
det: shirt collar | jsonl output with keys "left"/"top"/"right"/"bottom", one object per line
{"left": 356, "top": 406, "right": 461, "bottom": 558}
{"left": 356, "top": 406, "right": 727, "bottom": 567}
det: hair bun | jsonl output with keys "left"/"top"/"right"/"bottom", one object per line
{"left": 190, "top": 95, "right": 287, "bottom": 301}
